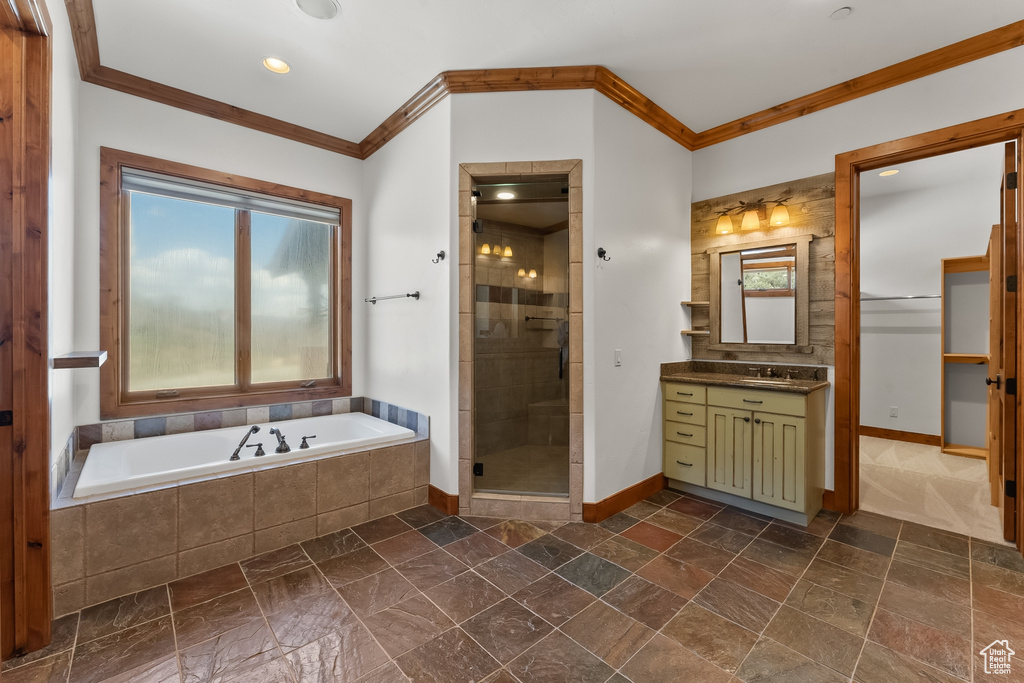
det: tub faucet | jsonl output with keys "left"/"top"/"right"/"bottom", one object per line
{"left": 269, "top": 428, "right": 291, "bottom": 454}
{"left": 231, "top": 425, "right": 260, "bottom": 461}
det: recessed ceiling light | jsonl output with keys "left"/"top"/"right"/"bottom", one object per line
{"left": 879, "top": 169, "right": 899, "bottom": 177}
{"left": 496, "top": 191, "right": 516, "bottom": 200}
{"left": 262, "top": 57, "right": 291, "bottom": 74}
{"left": 830, "top": 6, "right": 853, "bottom": 20}
{"left": 297, "top": 0, "right": 339, "bottom": 20}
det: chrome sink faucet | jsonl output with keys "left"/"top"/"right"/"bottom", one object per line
{"left": 231, "top": 425, "right": 260, "bottom": 461}
{"left": 269, "top": 428, "right": 291, "bottom": 454}
{"left": 748, "top": 366, "right": 762, "bottom": 378}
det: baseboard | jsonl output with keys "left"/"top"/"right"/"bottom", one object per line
{"left": 428, "top": 485, "right": 458, "bottom": 515}
{"left": 822, "top": 489, "right": 837, "bottom": 512}
{"left": 582, "top": 473, "right": 666, "bottom": 523}
{"left": 860, "top": 425, "right": 941, "bottom": 447}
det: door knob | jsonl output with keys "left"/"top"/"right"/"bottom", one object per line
{"left": 987, "top": 374, "right": 1002, "bottom": 389}
{"left": 754, "top": 418, "right": 761, "bottom": 424}
{"left": 743, "top": 417, "right": 751, "bottom": 423}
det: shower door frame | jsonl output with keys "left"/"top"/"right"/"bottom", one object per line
{"left": 458, "top": 160, "right": 583, "bottom": 521}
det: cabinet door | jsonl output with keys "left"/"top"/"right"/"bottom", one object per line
{"left": 707, "top": 406, "right": 752, "bottom": 498}
{"left": 752, "top": 412, "right": 805, "bottom": 511}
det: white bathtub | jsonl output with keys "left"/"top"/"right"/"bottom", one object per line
{"left": 74, "top": 412, "right": 416, "bottom": 498}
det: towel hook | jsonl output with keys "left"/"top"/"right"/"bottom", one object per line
{"left": 597, "top": 247, "right": 611, "bottom": 261}
{"left": 432, "top": 250, "right": 446, "bottom": 264}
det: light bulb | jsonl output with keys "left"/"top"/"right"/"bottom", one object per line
{"left": 769, "top": 205, "right": 790, "bottom": 227}
{"left": 518, "top": 268, "right": 526, "bottom": 277}
{"left": 504, "top": 246, "right": 513, "bottom": 257}
{"left": 528, "top": 269, "right": 537, "bottom": 278}
{"left": 716, "top": 215, "right": 733, "bottom": 235}
{"left": 741, "top": 210, "right": 760, "bottom": 231}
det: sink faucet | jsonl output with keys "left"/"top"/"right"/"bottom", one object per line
{"left": 231, "top": 425, "right": 260, "bottom": 461}
{"left": 269, "top": 428, "right": 291, "bottom": 454}
{"left": 765, "top": 367, "right": 777, "bottom": 378}
{"left": 748, "top": 366, "right": 762, "bottom": 378}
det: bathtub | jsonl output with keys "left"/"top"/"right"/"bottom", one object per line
{"left": 74, "top": 412, "right": 416, "bottom": 498}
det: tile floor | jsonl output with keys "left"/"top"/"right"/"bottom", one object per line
{"left": 4, "top": 490, "right": 1023, "bottom": 682}
{"left": 860, "top": 435, "right": 1004, "bottom": 542}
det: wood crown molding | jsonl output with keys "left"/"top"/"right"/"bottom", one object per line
{"left": 62, "top": 0, "right": 1024, "bottom": 159}
{"left": 2, "top": 0, "right": 51, "bottom": 35}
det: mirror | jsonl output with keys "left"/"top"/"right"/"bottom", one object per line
{"left": 708, "top": 234, "right": 812, "bottom": 350}
{"left": 720, "top": 245, "right": 797, "bottom": 344}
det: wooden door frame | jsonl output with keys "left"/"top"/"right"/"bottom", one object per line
{"left": 834, "top": 109, "right": 1024, "bottom": 524}
{"left": 1, "top": 0, "right": 53, "bottom": 658}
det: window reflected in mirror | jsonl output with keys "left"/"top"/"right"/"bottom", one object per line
{"left": 721, "top": 244, "right": 797, "bottom": 344}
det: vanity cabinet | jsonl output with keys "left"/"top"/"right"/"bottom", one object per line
{"left": 662, "top": 380, "right": 826, "bottom": 522}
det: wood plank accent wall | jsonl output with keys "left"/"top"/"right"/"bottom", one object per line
{"left": 61, "top": 0, "right": 1024, "bottom": 159}
{"left": 690, "top": 173, "right": 836, "bottom": 365}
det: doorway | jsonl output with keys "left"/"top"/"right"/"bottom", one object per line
{"left": 834, "top": 112, "right": 1023, "bottom": 552}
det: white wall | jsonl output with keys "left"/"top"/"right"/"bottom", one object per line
{"left": 860, "top": 181, "right": 996, "bottom": 435}
{"left": 591, "top": 95, "right": 691, "bottom": 501}
{"left": 50, "top": 4, "right": 80, "bottom": 463}
{"left": 361, "top": 99, "right": 454, "bottom": 492}
{"left": 745, "top": 297, "right": 795, "bottom": 344}
{"left": 692, "top": 46, "right": 1024, "bottom": 489}
{"left": 73, "top": 84, "right": 365, "bottom": 426}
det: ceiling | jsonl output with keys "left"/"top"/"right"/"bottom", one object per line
{"left": 859, "top": 144, "right": 1005, "bottom": 199}
{"left": 90, "top": 0, "right": 1024, "bottom": 146}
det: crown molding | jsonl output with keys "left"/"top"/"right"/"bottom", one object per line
{"left": 62, "top": 0, "right": 1024, "bottom": 159}
{"left": 2, "top": 0, "right": 51, "bottom": 35}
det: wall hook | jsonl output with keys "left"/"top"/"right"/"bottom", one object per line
{"left": 597, "top": 247, "right": 611, "bottom": 261}
{"left": 432, "top": 250, "right": 446, "bottom": 264}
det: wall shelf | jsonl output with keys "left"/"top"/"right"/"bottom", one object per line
{"left": 680, "top": 301, "right": 710, "bottom": 306}
{"left": 52, "top": 351, "right": 107, "bottom": 369}
{"left": 942, "top": 353, "right": 989, "bottom": 365}
{"left": 680, "top": 330, "right": 711, "bottom": 336}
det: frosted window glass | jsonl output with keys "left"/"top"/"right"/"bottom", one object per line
{"left": 128, "top": 193, "right": 235, "bottom": 391}
{"left": 250, "top": 212, "right": 332, "bottom": 383}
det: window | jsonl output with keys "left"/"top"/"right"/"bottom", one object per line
{"left": 100, "top": 148, "right": 352, "bottom": 418}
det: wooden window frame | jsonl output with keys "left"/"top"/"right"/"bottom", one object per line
{"left": 742, "top": 260, "right": 796, "bottom": 297}
{"left": 99, "top": 148, "right": 352, "bottom": 419}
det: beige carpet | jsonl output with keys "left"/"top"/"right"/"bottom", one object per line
{"left": 858, "top": 435, "right": 1007, "bottom": 544}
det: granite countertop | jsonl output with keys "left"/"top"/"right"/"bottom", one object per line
{"left": 660, "top": 361, "right": 830, "bottom": 395}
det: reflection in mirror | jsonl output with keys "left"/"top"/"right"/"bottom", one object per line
{"left": 720, "top": 245, "right": 796, "bottom": 344}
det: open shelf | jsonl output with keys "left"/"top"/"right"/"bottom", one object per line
{"left": 680, "top": 330, "right": 711, "bottom": 336}
{"left": 942, "top": 353, "right": 989, "bottom": 364}
{"left": 680, "top": 301, "right": 710, "bottom": 306}
{"left": 52, "top": 351, "right": 107, "bottom": 369}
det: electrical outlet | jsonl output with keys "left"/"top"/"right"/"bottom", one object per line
{"left": 614, "top": 349, "right": 622, "bottom": 367}
{"left": 889, "top": 406, "right": 898, "bottom": 418}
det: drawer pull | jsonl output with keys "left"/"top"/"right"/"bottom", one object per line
{"left": 676, "top": 391, "right": 693, "bottom": 396}
{"left": 743, "top": 399, "right": 763, "bottom": 404}
{"left": 754, "top": 418, "right": 761, "bottom": 424}
{"left": 676, "top": 431, "right": 693, "bottom": 437}
{"left": 743, "top": 417, "right": 750, "bottom": 423}
{"left": 675, "top": 460, "right": 693, "bottom": 467}
{"left": 676, "top": 411, "right": 693, "bottom": 416}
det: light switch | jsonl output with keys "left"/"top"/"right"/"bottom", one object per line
{"left": 614, "top": 349, "right": 622, "bottom": 367}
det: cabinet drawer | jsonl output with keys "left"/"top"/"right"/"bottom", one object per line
{"left": 664, "top": 382, "right": 706, "bottom": 404}
{"left": 664, "top": 442, "right": 706, "bottom": 486}
{"left": 707, "top": 386, "right": 806, "bottom": 417}
{"left": 665, "top": 423, "right": 706, "bottom": 447}
{"left": 664, "top": 400, "right": 706, "bottom": 426}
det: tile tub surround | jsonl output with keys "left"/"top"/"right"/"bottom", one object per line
{"left": 14, "top": 494, "right": 1018, "bottom": 681}
{"left": 49, "top": 436, "right": 431, "bottom": 617}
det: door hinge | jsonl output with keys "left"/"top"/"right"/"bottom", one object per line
{"left": 1009, "top": 275, "right": 1018, "bottom": 293}
{"left": 473, "top": 463, "right": 483, "bottom": 476}
{"left": 1007, "top": 377, "right": 1017, "bottom": 396}
{"left": 1007, "top": 480, "right": 1017, "bottom": 499}
{"left": 1008, "top": 171, "right": 1018, "bottom": 190}
{"left": 0, "top": 411, "right": 11, "bottom": 426}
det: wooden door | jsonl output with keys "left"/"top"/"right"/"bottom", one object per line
{"left": 707, "top": 406, "right": 752, "bottom": 498}
{"left": 999, "top": 141, "right": 1018, "bottom": 543}
{"left": 752, "top": 412, "right": 805, "bottom": 512}
{"left": 988, "top": 225, "right": 1002, "bottom": 507}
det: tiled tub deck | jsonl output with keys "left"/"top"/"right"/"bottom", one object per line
{"left": 50, "top": 436, "right": 430, "bottom": 617}
{"left": 13, "top": 489, "right": 1020, "bottom": 682}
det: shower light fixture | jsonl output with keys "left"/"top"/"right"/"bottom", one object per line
{"left": 262, "top": 57, "right": 291, "bottom": 74}
{"left": 503, "top": 246, "right": 513, "bottom": 257}
{"left": 518, "top": 268, "right": 526, "bottom": 277}
{"left": 528, "top": 269, "right": 537, "bottom": 278}
{"left": 493, "top": 245, "right": 502, "bottom": 257}
{"left": 480, "top": 243, "right": 491, "bottom": 255}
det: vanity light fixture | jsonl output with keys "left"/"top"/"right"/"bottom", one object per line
{"left": 879, "top": 169, "right": 900, "bottom": 177}
{"left": 769, "top": 204, "right": 790, "bottom": 227}
{"left": 262, "top": 57, "right": 291, "bottom": 74}
{"left": 496, "top": 191, "right": 516, "bottom": 200}
{"left": 503, "top": 246, "right": 513, "bottom": 257}
{"left": 740, "top": 210, "right": 761, "bottom": 231}
{"left": 529, "top": 269, "right": 538, "bottom": 278}
{"left": 480, "top": 243, "right": 491, "bottom": 255}
{"left": 518, "top": 268, "right": 527, "bottom": 277}
{"left": 715, "top": 214, "right": 734, "bottom": 235}
{"left": 493, "top": 245, "right": 503, "bottom": 257}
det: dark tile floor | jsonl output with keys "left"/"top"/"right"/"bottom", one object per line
{"left": 4, "top": 489, "right": 1022, "bottom": 682}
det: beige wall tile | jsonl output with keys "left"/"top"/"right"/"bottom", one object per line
{"left": 369, "top": 443, "right": 416, "bottom": 497}
{"left": 414, "top": 486, "right": 428, "bottom": 506}
{"left": 101, "top": 421, "right": 133, "bottom": 442}
{"left": 570, "top": 464, "right": 584, "bottom": 512}
{"left": 459, "top": 166, "right": 472, "bottom": 188}
{"left": 463, "top": 162, "right": 507, "bottom": 175}
{"left": 569, "top": 264, "right": 583, "bottom": 313}
{"left": 505, "top": 161, "right": 533, "bottom": 173}
{"left": 469, "top": 497, "right": 522, "bottom": 518}
{"left": 166, "top": 414, "right": 195, "bottom": 435}
{"left": 177, "top": 535, "right": 253, "bottom": 579}
{"left": 459, "top": 362, "right": 473, "bottom": 411}
{"left": 459, "top": 459, "right": 472, "bottom": 502}
{"left": 570, "top": 414, "right": 584, "bottom": 464}
{"left": 460, "top": 265, "right": 473, "bottom": 314}
{"left": 86, "top": 555, "right": 177, "bottom": 606}
{"left": 318, "top": 451, "right": 369, "bottom": 512}
{"left": 570, "top": 362, "right": 584, "bottom": 414}
{"left": 85, "top": 489, "right": 177, "bottom": 574}
{"left": 317, "top": 503, "right": 368, "bottom": 536}
{"left": 222, "top": 409, "right": 247, "bottom": 428}
{"left": 415, "top": 439, "right": 431, "bottom": 489}
{"left": 569, "top": 161, "right": 582, "bottom": 188}
{"left": 459, "top": 505, "right": 471, "bottom": 516}
{"left": 255, "top": 517, "right": 317, "bottom": 554}
{"left": 569, "top": 213, "right": 583, "bottom": 263}
{"left": 254, "top": 462, "right": 316, "bottom": 529}
{"left": 521, "top": 500, "right": 570, "bottom": 521}
{"left": 570, "top": 314, "right": 583, "bottom": 361}
{"left": 459, "top": 190, "right": 472, "bottom": 216}
{"left": 459, "top": 217, "right": 473, "bottom": 265}
{"left": 369, "top": 490, "right": 415, "bottom": 519}
{"left": 178, "top": 475, "right": 253, "bottom": 551}
{"left": 569, "top": 187, "right": 583, "bottom": 211}
{"left": 459, "top": 410, "right": 472, "bottom": 460}
{"left": 51, "top": 506, "right": 84, "bottom": 586}
{"left": 532, "top": 160, "right": 575, "bottom": 173}
{"left": 53, "top": 581, "right": 85, "bottom": 618}
{"left": 292, "top": 402, "right": 313, "bottom": 419}
{"left": 246, "top": 407, "right": 270, "bottom": 424}
{"left": 459, "top": 314, "right": 473, "bottom": 362}
{"left": 571, "top": 512, "right": 583, "bottom": 522}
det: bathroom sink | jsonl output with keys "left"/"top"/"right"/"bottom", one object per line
{"left": 732, "top": 377, "right": 799, "bottom": 387}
